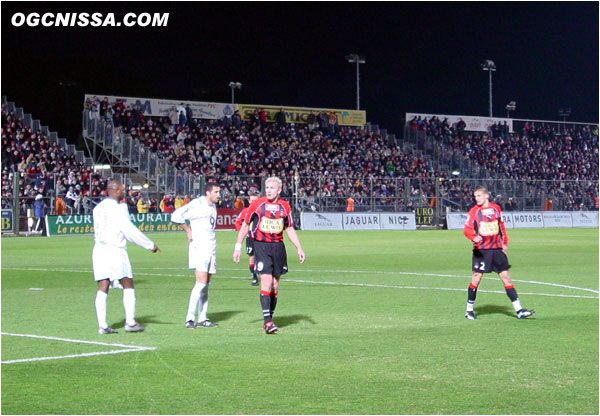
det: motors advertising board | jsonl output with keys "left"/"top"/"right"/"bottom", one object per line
{"left": 46, "top": 209, "right": 242, "bottom": 236}
{"left": 446, "top": 211, "right": 597, "bottom": 230}
{"left": 512, "top": 212, "right": 544, "bottom": 228}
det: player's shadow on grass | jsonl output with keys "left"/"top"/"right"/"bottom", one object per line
{"left": 112, "top": 315, "right": 174, "bottom": 328}
{"left": 475, "top": 304, "right": 514, "bottom": 317}
{"left": 274, "top": 314, "right": 316, "bottom": 328}
{"left": 209, "top": 310, "right": 244, "bottom": 323}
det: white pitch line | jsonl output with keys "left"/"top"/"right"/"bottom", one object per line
{"left": 3, "top": 267, "right": 598, "bottom": 298}
{"left": 1, "top": 332, "right": 156, "bottom": 365}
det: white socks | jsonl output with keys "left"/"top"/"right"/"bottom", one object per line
{"left": 187, "top": 282, "right": 206, "bottom": 322}
{"left": 95, "top": 290, "right": 108, "bottom": 329}
{"left": 96, "top": 287, "right": 137, "bottom": 328}
{"left": 198, "top": 284, "right": 210, "bottom": 322}
{"left": 123, "top": 288, "right": 136, "bottom": 326}
{"left": 512, "top": 299, "right": 523, "bottom": 312}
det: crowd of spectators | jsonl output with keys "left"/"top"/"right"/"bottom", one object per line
{"left": 1, "top": 106, "right": 110, "bottom": 215}
{"left": 3, "top": 97, "right": 598, "bottom": 218}
{"left": 406, "top": 115, "right": 599, "bottom": 211}
{"left": 85, "top": 97, "right": 441, "bottom": 212}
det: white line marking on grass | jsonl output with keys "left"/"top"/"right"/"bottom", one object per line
{"left": 141, "top": 266, "right": 600, "bottom": 295}
{"left": 1, "top": 332, "right": 156, "bottom": 365}
{"left": 3, "top": 267, "right": 598, "bottom": 298}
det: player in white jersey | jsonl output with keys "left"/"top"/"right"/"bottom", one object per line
{"left": 171, "top": 182, "right": 220, "bottom": 329}
{"left": 92, "top": 180, "right": 160, "bottom": 334}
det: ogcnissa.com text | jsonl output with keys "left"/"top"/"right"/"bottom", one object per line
{"left": 11, "top": 12, "right": 169, "bottom": 27}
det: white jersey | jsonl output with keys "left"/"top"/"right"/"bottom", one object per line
{"left": 171, "top": 196, "right": 217, "bottom": 252}
{"left": 93, "top": 198, "right": 154, "bottom": 250}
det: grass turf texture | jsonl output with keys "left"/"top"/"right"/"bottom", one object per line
{"left": 1, "top": 229, "right": 598, "bottom": 414}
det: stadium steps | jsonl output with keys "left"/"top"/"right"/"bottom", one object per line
{"left": 4, "top": 97, "right": 94, "bottom": 169}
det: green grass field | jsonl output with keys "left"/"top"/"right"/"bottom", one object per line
{"left": 1, "top": 229, "right": 598, "bottom": 414}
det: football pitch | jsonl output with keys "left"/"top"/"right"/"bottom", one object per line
{"left": 1, "top": 228, "right": 598, "bottom": 415}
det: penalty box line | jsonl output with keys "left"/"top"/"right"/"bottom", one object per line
{"left": 1, "top": 332, "right": 156, "bottom": 365}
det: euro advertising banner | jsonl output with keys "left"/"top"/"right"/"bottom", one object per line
{"left": 46, "top": 208, "right": 242, "bottom": 236}
{"left": 238, "top": 104, "right": 366, "bottom": 126}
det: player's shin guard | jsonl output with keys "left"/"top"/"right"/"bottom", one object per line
{"left": 270, "top": 291, "right": 278, "bottom": 317}
{"left": 505, "top": 285, "right": 523, "bottom": 312}
{"left": 123, "top": 288, "right": 136, "bottom": 326}
{"left": 466, "top": 283, "right": 478, "bottom": 312}
{"left": 95, "top": 290, "right": 108, "bottom": 329}
{"left": 260, "top": 290, "right": 272, "bottom": 324}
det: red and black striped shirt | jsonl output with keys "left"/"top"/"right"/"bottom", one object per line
{"left": 244, "top": 196, "right": 293, "bottom": 243}
{"left": 463, "top": 202, "right": 508, "bottom": 250}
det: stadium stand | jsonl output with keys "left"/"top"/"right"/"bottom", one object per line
{"left": 3, "top": 95, "right": 597, "bottom": 217}
{"left": 403, "top": 115, "right": 598, "bottom": 211}
{"left": 1, "top": 101, "right": 105, "bottom": 215}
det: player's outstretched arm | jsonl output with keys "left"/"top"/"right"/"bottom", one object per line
{"left": 285, "top": 226, "right": 305, "bottom": 263}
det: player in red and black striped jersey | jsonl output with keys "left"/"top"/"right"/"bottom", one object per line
{"left": 233, "top": 177, "right": 306, "bottom": 334}
{"left": 463, "top": 187, "right": 535, "bottom": 320}
{"left": 234, "top": 190, "right": 260, "bottom": 286}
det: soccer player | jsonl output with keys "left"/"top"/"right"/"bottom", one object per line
{"left": 92, "top": 180, "right": 160, "bottom": 334}
{"left": 233, "top": 177, "right": 306, "bottom": 334}
{"left": 234, "top": 189, "right": 261, "bottom": 286}
{"left": 171, "top": 182, "right": 221, "bottom": 329}
{"left": 463, "top": 187, "right": 535, "bottom": 320}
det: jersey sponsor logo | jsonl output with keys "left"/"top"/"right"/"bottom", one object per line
{"left": 259, "top": 217, "right": 284, "bottom": 233}
{"left": 479, "top": 220, "right": 499, "bottom": 236}
{"left": 265, "top": 204, "right": 281, "bottom": 213}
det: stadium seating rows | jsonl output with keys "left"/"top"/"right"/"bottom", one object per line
{"left": 3, "top": 99, "right": 598, "bottom": 215}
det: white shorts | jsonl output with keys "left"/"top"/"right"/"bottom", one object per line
{"left": 92, "top": 244, "right": 133, "bottom": 282}
{"left": 189, "top": 242, "right": 216, "bottom": 274}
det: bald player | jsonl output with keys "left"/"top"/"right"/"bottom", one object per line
{"left": 92, "top": 180, "right": 160, "bottom": 334}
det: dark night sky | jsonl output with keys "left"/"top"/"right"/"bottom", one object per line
{"left": 1, "top": 2, "right": 598, "bottom": 144}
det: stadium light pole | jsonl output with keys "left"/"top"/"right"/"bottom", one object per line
{"left": 229, "top": 82, "right": 242, "bottom": 104}
{"left": 345, "top": 54, "right": 365, "bottom": 110}
{"left": 558, "top": 108, "right": 571, "bottom": 134}
{"left": 505, "top": 101, "right": 516, "bottom": 118}
{"left": 481, "top": 60, "right": 496, "bottom": 117}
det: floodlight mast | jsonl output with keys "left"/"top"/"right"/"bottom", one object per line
{"left": 481, "top": 60, "right": 496, "bottom": 117}
{"left": 228, "top": 82, "right": 242, "bottom": 104}
{"left": 558, "top": 108, "right": 571, "bottom": 133}
{"left": 505, "top": 101, "right": 516, "bottom": 118}
{"left": 346, "top": 54, "right": 365, "bottom": 110}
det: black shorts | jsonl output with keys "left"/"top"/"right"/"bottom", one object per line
{"left": 253, "top": 240, "right": 288, "bottom": 277}
{"left": 245, "top": 236, "right": 254, "bottom": 256}
{"left": 472, "top": 248, "right": 511, "bottom": 274}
